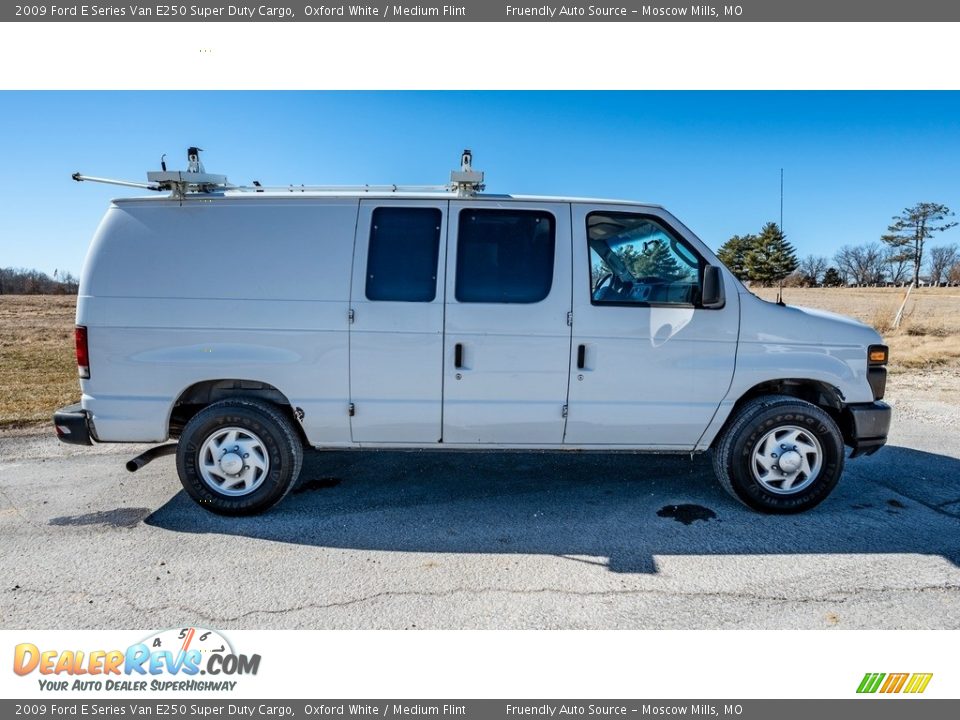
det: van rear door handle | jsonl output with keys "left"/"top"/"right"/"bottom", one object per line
{"left": 577, "top": 344, "right": 586, "bottom": 370}
{"left": 454, "top": 343, "right": 464, "bottom": 369}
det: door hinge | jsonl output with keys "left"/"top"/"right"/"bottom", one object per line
{"left": 566, "top": 311, "right": 573, "bottom": 326}
{"left": 348, "top": 308, "right": 355, "bottom": 323}
{"left": 348, "top": 403, "right": 355, "bottom": 417}
{"left": 561, "top": 404, "right": 568, "bottom": 418}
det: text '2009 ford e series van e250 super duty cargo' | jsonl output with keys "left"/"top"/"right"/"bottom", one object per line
{"left": 54, "top": 150, "right": 892, "bottom": 516}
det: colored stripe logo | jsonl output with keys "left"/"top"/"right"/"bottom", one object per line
{"left": 857, "top": 672, "right": 933, "bottom": 694}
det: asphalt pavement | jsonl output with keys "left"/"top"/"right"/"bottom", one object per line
{"left": 1, "top": 408, "right": 959, "bottom": 629}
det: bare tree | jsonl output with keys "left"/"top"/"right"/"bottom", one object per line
{"left": 881, "top": 202, "right": 957, "bottom": 287}
{"left": 60, "top": 271, "right": 80, "bottom": 294}
{"left": 835, "top": 243, "right": 886, "bottom": 286}
{"left": 928, "top": 244, "right": 960, "bottom": 285}
{"left": 798, "top": 255, "right": 828, "bottom": 286}
{"left": 782, "top": 271, "right": 807, "bottom": 287}
{"left": 884, "top": 248, "right": 912, "bottom": 285}
{"left": 949, "top": 262, "right": 960, "bottom": 285}
{"left": 0, "top": 267, "right": 78, "bottom": 294}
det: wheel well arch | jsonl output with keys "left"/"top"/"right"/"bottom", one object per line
{"left": 168, "top": 379, "right": 304, "bottom": 439}
{"left": 713, "top": 378, "right": 846, "bottom": 448}
{"left": 732, "top": 378, "right": 844, "bottom": 413}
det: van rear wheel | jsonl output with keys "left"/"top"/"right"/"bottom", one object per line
{"left": 176, "top": 399, "right": 303, "bottom": 516}
{"left": 712, "top": 395, "right": 844, "bottom": 514}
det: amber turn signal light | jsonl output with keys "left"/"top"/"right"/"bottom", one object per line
{"left": 868, "top": 345, "right": 889, "bottom": 365}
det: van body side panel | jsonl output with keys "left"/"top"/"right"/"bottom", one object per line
{"left": 77, "top": 199, "right": 358, "bottom": 444}
{"left": 348, "top": 200, "right": 448, "bottom": 443}
{"left": 731, "top": 292, "right": 877, "bottom": 405}
{"left": 564, "top": 204, "right": 740, "bottom": 448}
{"left": 694, "top": 290, "right": 880, "bottom": 450}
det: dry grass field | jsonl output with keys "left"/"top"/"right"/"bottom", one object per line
{"left": 752, "top": 286, "right": 960, "bottom": 371}
{"left": 0, "top": 295, "right": 78, "bottom": 428}
{"left": 1, "top": 289, "right": 958, "bottom": 427}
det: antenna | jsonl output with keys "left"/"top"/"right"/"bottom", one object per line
{"left": 779, "top": 167, "right": 784, "bottom": 230}
{"left": 776, "top": 167, "right": 785, "bottom": 305}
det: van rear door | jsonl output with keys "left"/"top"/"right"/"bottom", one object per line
{"left": 349, "top": 200, "right": 448, "bottom": 443}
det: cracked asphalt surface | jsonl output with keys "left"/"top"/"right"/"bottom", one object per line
{"left": 2, "top": 394, "right": 960, "bottom": 629}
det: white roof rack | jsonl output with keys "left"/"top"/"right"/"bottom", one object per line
{"left": 73, "top": 148, "right": 486, "bottom": 199}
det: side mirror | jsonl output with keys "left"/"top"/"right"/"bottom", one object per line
{"left": 701, "top": 266, "right": 725, "bottom": 308}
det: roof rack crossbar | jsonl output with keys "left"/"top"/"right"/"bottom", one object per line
{"left": 72, "top": 173, "right": 161, "bottom": 191}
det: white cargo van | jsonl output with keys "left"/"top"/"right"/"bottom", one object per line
{"left": 55, "top": 151, "right": 891, "bottom": 516}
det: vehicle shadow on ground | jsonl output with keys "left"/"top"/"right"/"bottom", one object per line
{"left": 145, "top": 445, "right": 960, "bottom": 574}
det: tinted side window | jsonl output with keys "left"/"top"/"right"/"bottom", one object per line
{"left": 587, "top": 212, "right": 703, "bottom": 306}
{"left": 455, "top": 209, "right": 555, "bottom": 304}
{"left": 366, "top": 207, "right": 442, "bottom": 302}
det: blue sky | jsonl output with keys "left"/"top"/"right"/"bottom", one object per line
{"left": 1, "top": 91, "right": 958, "bottom": 276}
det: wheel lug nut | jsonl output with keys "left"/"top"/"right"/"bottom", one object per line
{"left": 772, "top": 452, "right": 778, "bottom": 458}
{"left": 243, "top": 453, "right": 249, "bottom": 458}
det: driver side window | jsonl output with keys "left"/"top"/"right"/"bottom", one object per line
{"left": 588, "top": 212, "right": 703, "bottom": 306}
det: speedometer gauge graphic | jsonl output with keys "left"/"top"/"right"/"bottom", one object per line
{"left": 139, "top": 627, "right": 234, "bottom": 658}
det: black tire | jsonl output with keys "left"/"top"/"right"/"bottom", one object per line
{"left": 712, "top": 394, "right": 845, "bottom": 514}
{"left": 176, "top": 398, "right": 303, "bottom": 516}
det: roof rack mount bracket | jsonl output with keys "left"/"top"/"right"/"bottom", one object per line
{"left": 450, "top": 148, "right": 485, "bottom": 197}
{"left": 145, "top": 171, "right": 232, "bottom": 199}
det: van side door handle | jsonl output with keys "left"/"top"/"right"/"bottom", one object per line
{"left": 454, "top": 343, "right": 464, "bottom": 369}
{"left": 577, "top": 344, "right": 586, "bottom": 370}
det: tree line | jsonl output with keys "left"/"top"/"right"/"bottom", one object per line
{"left": 0, "top": 267, "right": 79, "bottom": 295}
{"left": 717, "top": 202, "right": 958, "bottom": 287}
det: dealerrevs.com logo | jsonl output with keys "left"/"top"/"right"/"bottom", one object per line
{"left": 857, "top": 672, "right": 933, "bottom": 694}
{"left": 13, "top": 627, "right": 261, "bottom": 692}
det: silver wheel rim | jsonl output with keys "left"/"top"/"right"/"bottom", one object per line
{"left": 198, "top": 426, "right": 270, "bottom": 497}
{"left": 750, "top": 425, "right": 823, "bottom": 495}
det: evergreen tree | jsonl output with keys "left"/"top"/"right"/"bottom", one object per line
{"left": 616, "top": 240, "right": 688, "bottom": 281}
{"left": 716, "top": 234, "right": 755, "bottom": 281}
{"left": 744, "top": 222, "right": 798, "bottom": 285}
{"left": 821, "top": 267, "right": 844, "bottom": 287}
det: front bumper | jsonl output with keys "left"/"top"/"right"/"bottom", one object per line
{"left": 844, "top": 401, "right": 892, "bottom": 458}
{"left": 53, "top": 403, "right": 94, "bottom": 446}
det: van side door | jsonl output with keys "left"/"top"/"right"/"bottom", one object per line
{"left": 442, "top": 201, "right": 573, "bottom": 444}
{"left": 564, "top": 204, "right": 739, "bottom": 448}
{"left": 349, "top": 200, "right": 448, "bottom": 443}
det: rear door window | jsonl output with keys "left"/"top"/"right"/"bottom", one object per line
{"left": 455, "top": 209, "right": 555, "bottom": 303}
{"left": 365, "top": 207, "right": 442, "bottom": 302}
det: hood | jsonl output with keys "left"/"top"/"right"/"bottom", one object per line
{"left": 789, "top": 304, "right": 875, "bottom": 330}
{"left": 739, "top": 291, "right": 883, "bottom": 347}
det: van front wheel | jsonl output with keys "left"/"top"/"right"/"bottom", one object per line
{"left": 712, "top": 395, "right": 844, "bottom": 514}
{"left": 176, "top": 399, "right": 303, "bottom": 516}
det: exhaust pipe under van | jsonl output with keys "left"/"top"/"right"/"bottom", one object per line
{"left": 126, "top": 443, "right": 177, "bottom": 472}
